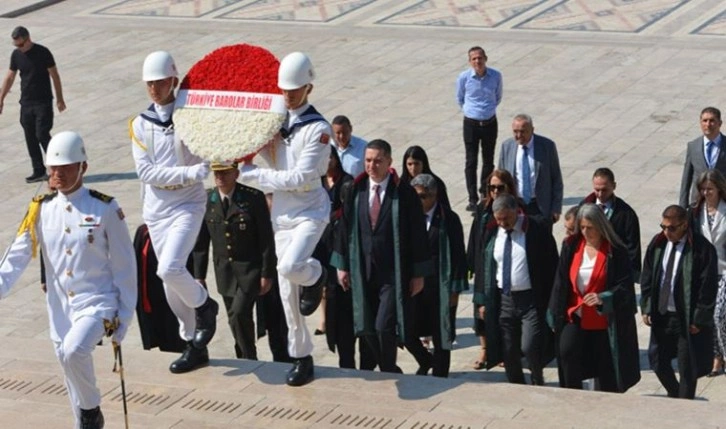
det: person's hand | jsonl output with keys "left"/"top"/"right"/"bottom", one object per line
{"left": 642, "top": 314, "right": 651, "bottom": 326}
{"left": 478, "top": 305, "right": 486, "bottom": 320}
{"left": 582, "top": 292, "right": 602, "bottom": 307}
{"left": 259, "top": 277, "right": 272, "bottom": 296}
{"left": 409, "top": 277, "right": 424, "bottom": 297}
{"left": 338, "top": 270, "right": 350, "bottom": 291}
{"left": 111, "top": 322, "right": 127, "bottom": 345}
{"left": 552, "top": 212, "right": 561, "bottom": 223}
{"left": 57, "top": 99, "right": 66, "bottom": 113}
{"left": 186, "top": 162, "right": 210, "bottom": 182}
{"left": 689, "top": 324, "right": 700, "bottom": 335}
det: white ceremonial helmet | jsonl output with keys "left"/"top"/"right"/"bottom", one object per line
{"left": 278, "top": 52, "right": 314, "bottom": 90}
{"left": 142, "top": 51, "right": 178, "bottom": 81}
{"left": 46, "top": 131, "right": 87, "bottom": 166}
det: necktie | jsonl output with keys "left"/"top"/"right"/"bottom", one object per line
{"left": 707, "top": 141, "right": 715, "bottom": 168}
{"left": 370, "top": 184, "right": 381, "bottom": 229}
{"left": 222, "top": 197, "right": 230, "bottom": 214}
{"left": 521, "top": 145, "right": 532, "bottom": 204}
{"left": 502, "top": 229, "right": 513, "bottom": 296}
{"left": 658, "top": 244, "right": 677, "bottom": 315}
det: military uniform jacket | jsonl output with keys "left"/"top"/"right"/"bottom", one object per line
{"left": 193, "top": 183, "right": 276, "bottom": 297}
{"left": 0, "top": 187, "right": 137, "bottom": 342}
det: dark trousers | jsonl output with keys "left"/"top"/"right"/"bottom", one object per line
{"left": 404, "top": 286, "right": 455, "bottom": 377}
{"left": 364, "top": 275, "right": 399, "bottom": 373}
{"left": 559, "top": 321, "right": 617, "bottom": 392}
{"left": 649, "top": 313, "right": 697, "bottom": 399}
{"left": 328, "top": 285, "right": 376, "bottom": 370}
{"left": 223, "top": 290, "right": 257, "bottom": 360}
{"left": 463, "top": 116, "right": 498, "bottom": 203}
{"left": 257, "top": 280, "right": 291, "bottom": 363}
{"left": 20, "top": 103, "right": 53, "bottom": 173}
{"left": 499, "top": 289, "right": 544, "bottom": 385}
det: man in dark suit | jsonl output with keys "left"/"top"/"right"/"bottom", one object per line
{"left": 479, "top": 194, "right": 558, "bottom": 385}
{"left": 193, "top": 161, "right": 276, "bottom": 360}
{"left": 498, "top": 114, "right": 563, "bottom": 226}
{"left": 679, "top": 107, "right": 726, "bottom": 208}
{"left": 404, "top": 174, "right": 467, "bottom": 377}
{"left": 641, "top": 205, "right": 718, "bottom": 399}
{"left": 331, "top": 139, "right": 431, "bottom": 373}
{"left": 580, "top": 167, "right": 642, "bottom": 281}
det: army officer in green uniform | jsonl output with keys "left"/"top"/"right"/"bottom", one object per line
{"left": 193, "top": 161, "right": 276, "bottom": 359}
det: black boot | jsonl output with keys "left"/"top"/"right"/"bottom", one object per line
{"left": 286, "top": 355, "right": 314, "bottom": 386}
{"left": 25, "top": 170, "right": 48, "bottom": 183}
{"left": 169, "top": 342, "right": 209, "bottom": 374}
{"left": 299, "top": 269, "right": 326, "bottom": 316}
{"left": 192, "top": 296, "right": 219, "bottom": 348}
{"left": 80, "top": 406, "right": 104, "bottom": 429}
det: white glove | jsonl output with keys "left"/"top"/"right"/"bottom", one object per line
{"left": 185, "top": 162, "right": 210, "bottom": 182}
{"left": 112, "top": 322, "right": 128, "bottom": 345}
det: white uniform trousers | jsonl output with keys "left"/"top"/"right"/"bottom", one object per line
{"left": 147, "top": 209, "right": 208, "bottom": 340}
{"left": 274, "top": 218, "right": 327, "bottom": 358}
{"left": 53, "top": 315, "right": 106, "bottom": 429}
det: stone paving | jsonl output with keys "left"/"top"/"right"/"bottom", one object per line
{"left": 2, "top": 0, "right": 726, "bottom": 427}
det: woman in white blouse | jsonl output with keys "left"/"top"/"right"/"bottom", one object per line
{"left": 690, "top": 169, "right": 726, "bottom": 377}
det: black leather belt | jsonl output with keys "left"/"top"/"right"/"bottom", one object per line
{"left": 464, "top": 115, "right": 496, "bottom": 127}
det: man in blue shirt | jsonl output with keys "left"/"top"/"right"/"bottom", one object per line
{"left": 331, "top": 115, "right": 366, "bottom": 177}
{"left": 456, "top": 46, "right": 503, "bottom": 211}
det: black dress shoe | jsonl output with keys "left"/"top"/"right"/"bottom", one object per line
{"left": 80, "top": 406, "right": 104, "bottom": 429}
{"left": 286, "top": 355, "right": 314, "bottom": 386}
{"left": 169, "top": 342, "right": 209, "bottom": 374}
{"left": 192, "top": 297, "right": 219, "bottom": 348}
{"left": 300, "top": 269, "right": 326, "bottom": 316}
{"left": 415, "top": 359, "right": 432, "bottom": 376}
{"left": 465, "top": 202, "right": 477, "bottom": 212}
{"left": 25, "top": 171, "right": 49, "bottom": 183}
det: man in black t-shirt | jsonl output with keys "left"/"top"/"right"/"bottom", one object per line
{"left": 0, "top": 26, "right": 66, "bottom": 183}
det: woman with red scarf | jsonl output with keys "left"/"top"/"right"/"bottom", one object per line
{"left": 548, "top": 203, "right": 640, "bottom": 392}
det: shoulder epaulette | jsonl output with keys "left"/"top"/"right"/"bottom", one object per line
{"left": 89, "top": 189, "right": 114, "bottom": 203}
{"left": 32, "top": 192, "right": 57, "bottom": 203}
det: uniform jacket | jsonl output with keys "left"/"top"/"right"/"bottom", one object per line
{"left": 679, "top": 134, "right": 726, "bottom": 208}
{"left": 548, "top": 235, "right": 641, "bottom": 392}
{"left": 0, "top": 187, "right": 137, "bottom": 343}
{"left": 498, "top": 134, "right": 563, "bottom": 218}
{"left": 477, "top": 214, "right": 558, "bottom": 369}
{"left": 581, "top": 193, "right": 642, "bottom": 281}
{"left": 193, "top": 183, "right": 276, "bottom": 296}
{"left": 330, "top": 170, "right": 432, "bottom": 343}
{"left": 640, "top": 230, "right": 718, "bottom": 378}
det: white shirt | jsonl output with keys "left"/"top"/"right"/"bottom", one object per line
{"left": 369, "top": 174, "right": 390, "bottom": 208}
{"left": 425, "top": 204, "right": 437, "bottom": 231}
{"left": 334, "top": 135, "right": 367, "bottom": 177}
{"left": 577, "top": 251, "right": 596, "bottom": 295}
{"left": 516, "top": 136, "right": 536, "bottom": 199}
{"left": 661, "top": 237, "right": 686, "bottom": 312}
{"left": 0, "top": 187, "right": 137, "bottom": 342}
{"left": 240, "top": 103, "right": 332, "bottom": 225}
{"left": 596, "top": 197, "right": 614, "bottom": 219}
{"left": 494, "top": 216, "right": 532, "bottom": 291}
{"left": 130, "top": 101, "right": 207, "bottom": 222}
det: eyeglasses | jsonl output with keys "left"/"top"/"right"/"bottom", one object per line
{"left": 488, "top": 184, "right": 506, "bottom": 192}
{"left": 660, "top": 223, "right": 685, "bottom": 232}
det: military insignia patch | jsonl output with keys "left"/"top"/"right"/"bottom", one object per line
{"left": 117, "top": 208, "right": 125, "bottom": 220}
{"left": 319, "top": 133, "right": 330, "bottom": 144}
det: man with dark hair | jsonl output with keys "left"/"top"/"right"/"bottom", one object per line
{"left": 641, "top": 204, "right": 718, "bottom": 399}
{"left": 579, "top": 167, "right": 641, "bottom": 281}
{"left": 478, "top": 193, "right": 558, "bottom": 385}
{"left": 0, "top": 26, "right": 66, "bottom": 183}
{"left": 680, "top": 107, "right": 726, "bottom": 207}
{"left": 331, "top": 115, "right": 367, "bottom": 177}
{"left": 332, "top": 139, "right": 431, "bottom": 373}
{"left": 456, "top": 46, "right": 503, "bottom": 211}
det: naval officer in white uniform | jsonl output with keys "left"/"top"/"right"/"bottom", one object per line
{"left": 129, "top": 51, "right": 218, "bottom": 374}
{"left": 0, "top": 131, "right": 136, "bottom": 429}
{"left": 240, "top": 52, "right": 330, "bottom": 386}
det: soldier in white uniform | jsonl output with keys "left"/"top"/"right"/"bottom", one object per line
{"left": 0, "top": 131, "right": 136, "bottom": 429}
{"left": 240, "top": 52, "right": 330, "bottom": 386}
{"left": 129, "top": 51, "right": 218, "bottom": 374}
